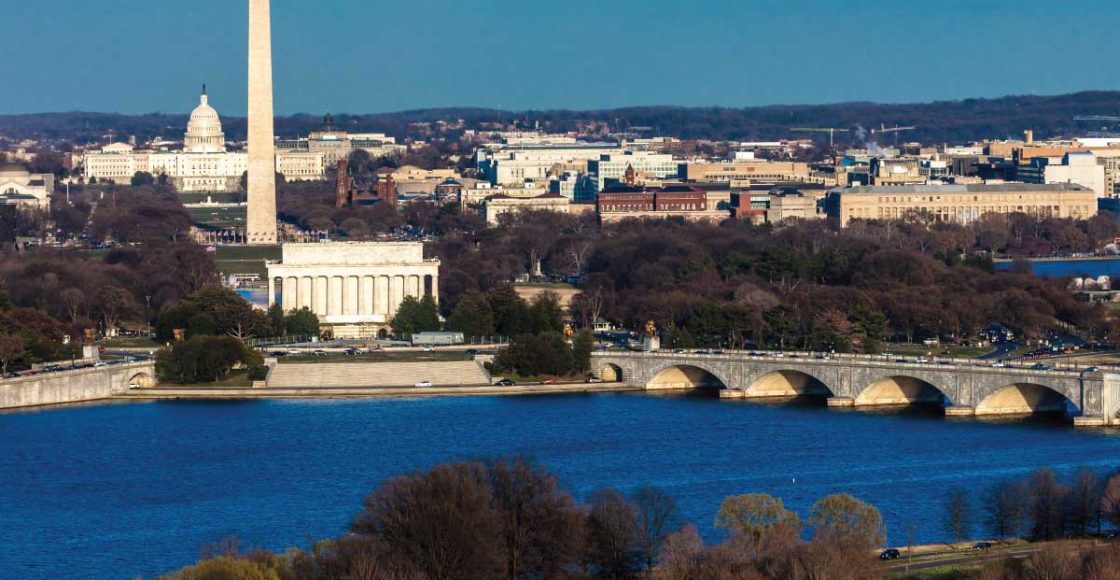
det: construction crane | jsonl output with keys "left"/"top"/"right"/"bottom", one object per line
{"left": 1074, "top": 115, "right": 1120, "bottom": 123}
{"left": 791, "top": 127, "right": 850, "bottom": 148}
{"left": 870, "top": 124, "right": 916, "bottom": 136}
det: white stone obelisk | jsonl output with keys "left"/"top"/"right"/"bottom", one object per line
{"left": 246, "top": 0, "right": 277, "bottom": 244}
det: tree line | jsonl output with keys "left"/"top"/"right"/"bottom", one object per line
{"left": 154, "top": 286, "right": 320, "bottom": 384}
{"left": 161, "top": 456, "right": 891, "bottom": 580}
{"left": 429, "top": 211, "right": 1118, "bottom": 353}
{"left": 7, "top": 90, "right": 1120, "bottom": 145}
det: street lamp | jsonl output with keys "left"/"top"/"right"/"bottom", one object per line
{"left": 145, "top": 295, "right": 152, "bottom": 338}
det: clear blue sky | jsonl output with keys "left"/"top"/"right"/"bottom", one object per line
{"left": 2, "top": 0, "right": 1116, "bottom": 115}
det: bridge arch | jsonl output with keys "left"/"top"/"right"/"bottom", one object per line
{"left": 598, "top": 363, "right": 623, "bottom": 383}
{"left": 856, "top": 375, "right": 951, "bottom": 408}
{"left": 646, "top": 364, "right": 728, "bottom": 390}
{"left": 126, "top": 371, "right": 155, "bottom": 390}
{"left": 745, "top": 369, "right": 832, "bottom": 398}
{"left": 975, "top": 383, "right": 1077, "bottom": 417}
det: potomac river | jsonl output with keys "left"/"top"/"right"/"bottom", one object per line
{"left": 3, "top": 393, "right": 1120, "bottom": 579}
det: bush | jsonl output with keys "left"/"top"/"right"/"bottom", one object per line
{"left": 247, "top": 365, "right": 268, "bottom": 381}
{"left": 156, "top": 335, "right": 263, "bottom": 384}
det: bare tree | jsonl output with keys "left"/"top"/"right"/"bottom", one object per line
{"left": 986, "top": 480, "right": 1028, "bottom": 540}
{"left": 1067, "top": 467, "right": 1100, "bottom": 537}
{"left": 1030, "top": 468, "right": 1069, "bottom": 541}
{"left": 715, "top": 493, "right": 802, "bottom": 557}
{"left": 945, "top": 488, "right": 971, "bottom": 544}
{"left": 631, "top": 486, "right": 681, "bottom": 571}
{"left": 585, "top": 488, "right": 642, "bottom": 579}
{"left": 1100, "top": 473, "right": 1120, "bottom": 532}
{"left": 487, "top": 456, "right": 584, "bottom": 580}
{"left": 0, "top": 334, "right": 25, "bottom": 377}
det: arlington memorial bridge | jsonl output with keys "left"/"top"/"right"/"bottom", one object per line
{"left": 591, "top": 350, "right": 1120, "bottom": 427}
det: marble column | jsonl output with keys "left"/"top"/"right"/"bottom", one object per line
{"left": 281, "top": 277, "right": 297, "bottom": 311}
{"left": 361, "top": 276, "right": 375, "bottom": 315}
{"left": 345, "top": 276, "right": 359, "bottom": 315}
{"left": 376, "top": 276, "right": 390, "bottom": 316}
{"left": 298, "top": 277, "right": 312, "bottom": 310}
{"left": 329, "top": 276, "right": 343, "bottom": 316}
{"left": 314, "top": 276, "right": 328, "bottom": 316}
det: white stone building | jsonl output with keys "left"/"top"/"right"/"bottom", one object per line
{"left": 587, "top": 151, "right": 680, "bottom": 199}
{"left": 266, "top": 242, "right": 440, "bottom": 339}
{"left": 83, "top": 88, "right": 326, "bottom": 191}
{"left": 0, "top": 162, "right": 52, "bottom": 210}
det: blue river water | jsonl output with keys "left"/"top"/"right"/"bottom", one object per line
{"left": 995, "top": 257, "right": 1120, "bottom": 278}
{"left": 3, "top": 394, "right": 1120, "bottom": 579}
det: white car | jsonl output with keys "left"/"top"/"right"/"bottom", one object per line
{"left": 414, "top": 380, "right": 432, "bottom": 388}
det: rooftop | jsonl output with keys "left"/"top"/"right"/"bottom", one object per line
{"left": 839, "top": 183, "right": 1090, "bottom": 195}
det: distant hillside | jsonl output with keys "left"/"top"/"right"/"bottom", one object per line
{"left": 3, "top": 91, "right": 1120, "bottom": 146}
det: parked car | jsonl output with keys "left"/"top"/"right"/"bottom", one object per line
{"left": 970, "top": 542, "right": 992, "bottom": 551}
{"left": 1086, "top": 366, "right": 1100, "bottom": 373}
{"left": 414, "top": 380, "right": 432, "bottom": 388}
{"left": 465, "top": 349, "right": 479, "bottom": 356}
{"left": 422, "top": 346, "right": 435, "bottom": 352}
{"left": 991, "top": 361, "right": 1006, "bottom": 368}
{"left": 879, "top": 549, "right": 901, "bottom": 560}
{"left": 311, "top": 350, "right": 328, "bottom": 357}
{"left": 540, "top": 378, "right": 558, "bottom": 385}
{"left": 286, "top": 348, "right": 301, "bottom": 355}
{"left": 269, "top": 350, "right": 287, "bottom": 357}
{"left": 496, "top": 379, "right": 516, "bottom": 386}
{"left": 586, "top": 376, "right": 602, "bottom": 383}
{"left": 343, "top": 348, "right": 361, "bottom": 356}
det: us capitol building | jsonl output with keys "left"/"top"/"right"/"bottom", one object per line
{"left": 82, "top": 87, "right": 325, "bottom": 192}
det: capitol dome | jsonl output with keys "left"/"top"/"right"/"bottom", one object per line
{"left": 184, "top": 86, "right": 226, "bottom": 153}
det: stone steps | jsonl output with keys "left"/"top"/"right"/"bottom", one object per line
{"left": 267, "top": 361, "right": 490, "bottom": 388}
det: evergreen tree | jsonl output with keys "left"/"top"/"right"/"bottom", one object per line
{"left": 487, "top": 285, "right": 531, "bottom": 337}
{"left": 529, "top": 291, "right": 564, "bottom": 333}
{"left": 391, "top": 295, "right": 441, "bottom": 339}
{"left": 572, "top": 330, "right": 594, "bottom": 373}
{"left": 284, "top": 307, "right": 320, "bottom": 337}
{"left": 446, "top": 291, "right": 494, "bottom": 338}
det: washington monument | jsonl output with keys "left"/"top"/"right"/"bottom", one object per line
{"left": 246, "top": 0, "right": 277, "bottom": 244}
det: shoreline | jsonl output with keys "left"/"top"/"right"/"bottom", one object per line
{"left": 114, "top": 382, "right": 642, "bottom": 401}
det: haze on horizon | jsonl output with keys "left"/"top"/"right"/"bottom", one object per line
{"left": 2, "top": 0, "right": 1116, "bottom": 116}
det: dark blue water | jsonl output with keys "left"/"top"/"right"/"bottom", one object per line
{"left": 995, "top": 257, "right": 1120, "bottom": 278}
{"left": 3, "top": 394, "right": 1120, "bottom": 579}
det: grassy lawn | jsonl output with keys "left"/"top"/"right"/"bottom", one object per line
{"left": 101, "top": 337, "right": 162, "bottom": 348}
{"left": 888, "top": 564, "right": 982, "bottom": 579}
{"left": 163, "top": 370, "right": 251, "bottom": 388}
{"left": 178, "top": 192, "right": 243, "bottom": 204}
{"left": 277, "top": 351, "right": 475, "bottom": 364}
{"left": 213, "top": 245, "right": 281, "bottom": 277}
{"left": 187, "top": 206, "right": 246, "bottom": 228}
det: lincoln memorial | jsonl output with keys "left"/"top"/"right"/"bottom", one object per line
{"left": 266, "top": 242, "right": 440, "bottom": 338}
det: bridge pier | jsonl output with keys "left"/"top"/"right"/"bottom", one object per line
{"left": 945, "top": 405, "right": 975, "bottom": 417}
{"left": 826, "top": 396, "right": 855, "bottom": 408}
{"left": 1073, "top": 415, "right": 1109, "bottom": 427}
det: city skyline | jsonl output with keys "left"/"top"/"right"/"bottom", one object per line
{"left": 2, "top": 0, "right": 1118, "bottom": 116}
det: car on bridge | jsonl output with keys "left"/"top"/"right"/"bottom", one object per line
{"left": 1032, "top": 363, "right": 1053, "bottom": 371}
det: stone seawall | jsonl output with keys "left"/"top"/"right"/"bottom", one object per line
{"left": 0, "top": 363, "right": 156, "bottom": 410}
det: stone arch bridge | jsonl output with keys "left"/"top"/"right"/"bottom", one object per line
{"left": 0, "top": 361, "right": 156, "bottom": 410}
{"left": 592, "top": 351, "right": 1120, "bottom": 426}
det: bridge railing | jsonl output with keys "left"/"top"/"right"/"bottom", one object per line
{"left": 593, "top": 349, "right": 1098, "bottom": 377}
